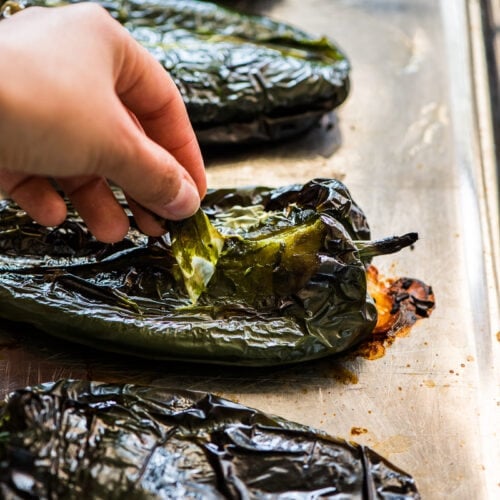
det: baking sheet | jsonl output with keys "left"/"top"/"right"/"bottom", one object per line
{"left": 0, "top": 0, "right": 499, "bottom": 498}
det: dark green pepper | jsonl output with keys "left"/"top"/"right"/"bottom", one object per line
{"left": 0, "top": 179, "right": 422, "bottom": 366}
{"left": 22, "top": 0, "right": 350, "bottom": 144}
{"left": 0, "top": 379, "right": 421, "bottom": 498}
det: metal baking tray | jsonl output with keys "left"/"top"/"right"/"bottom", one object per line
{"left": 1, "top": 0, "right": 498, "bottom": 497}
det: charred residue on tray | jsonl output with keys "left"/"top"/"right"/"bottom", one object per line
{"left": 354, "top": 265, "right": 435, "bottom": 359}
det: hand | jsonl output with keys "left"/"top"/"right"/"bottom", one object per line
{"left": 0, "top": 3, "right": 206, "bottom": 243}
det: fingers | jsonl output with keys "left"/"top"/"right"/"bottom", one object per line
{"left": 0, "top": 171, "right": 67, "bottom": 227}
{"left": 0, "top": 169, "right": 167, "bottom": 243}
{"left": 56, "top": 176, "right": 130, "bottom": 243}
{"left": 124, "top": 195, "right": 166, "bottom": 237}
{"left": 114, "top": 32, "right": 206, "bottom": 198}
{"left": 0, "top": 170, "right": 131, "bottom": 244}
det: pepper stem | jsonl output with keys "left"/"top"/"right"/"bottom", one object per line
{"left": 355, "top": 232, "right": 418, "bottom": 262}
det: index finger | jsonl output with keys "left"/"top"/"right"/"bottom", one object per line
{"left": 114, "top": 31, "right": 206, "bottom": 197}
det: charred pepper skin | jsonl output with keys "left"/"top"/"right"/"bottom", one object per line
{"left": 0, "top": 179, "right": 417, "bottom": 366}
{"left": 21, "top": 0, "right": 350, "bottom": 144}
{"left": 0, "top": 379, "right": 421, "bottom": 498}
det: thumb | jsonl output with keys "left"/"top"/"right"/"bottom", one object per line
{"left": 106, "top": 127, "right": 201, "bottom": 221}
{"left": 111, "top": 24, "right": 206, "bottom": 208}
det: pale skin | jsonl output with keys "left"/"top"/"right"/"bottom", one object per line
{"left": 0, "top": 3, "right": 207, "bottom": 243}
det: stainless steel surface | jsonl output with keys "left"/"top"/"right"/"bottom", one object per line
{"left": 1, "top": 0, "right": 499, "bottom": 498}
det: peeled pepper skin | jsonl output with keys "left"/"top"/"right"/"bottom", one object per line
{"left": 0, "top": 179, "right": 381, "bottom": 366}
{"left": 0, "top": 379, "right": 421, "bottom": 498}
{"left": 25, "top": 0, "right": 350, "bottom": 144}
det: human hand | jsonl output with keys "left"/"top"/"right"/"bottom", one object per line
{"left": 0, "top": 3, "right": 206, "bottom": 243}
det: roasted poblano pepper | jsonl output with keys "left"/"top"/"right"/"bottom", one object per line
{"left": 0, "top": 179, "right": 423, "bottom": 366}
{"left": 16, "top": 0, "right": 350, "bottom": 144}
{"left": 0, "top": 379, "right": 421, "bottom": 498}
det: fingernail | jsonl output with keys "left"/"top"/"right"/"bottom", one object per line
{"left": 162, "top": 178, "right": 200, "bottom": 219}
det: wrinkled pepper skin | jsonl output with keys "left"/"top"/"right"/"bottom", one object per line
{"left": 0, "top": 379, "right": 421, "bottom": 498}
{"left": 0, "top": 179, "right": 387, "bottom": 366}
{"left": 26, "top": 0, "right": 350, "bottom": 144}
